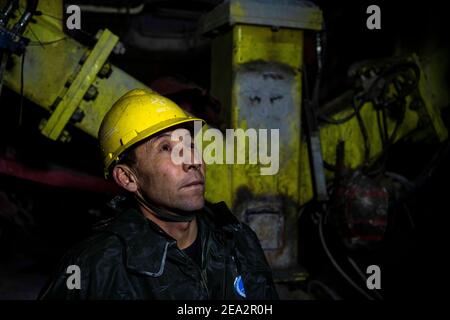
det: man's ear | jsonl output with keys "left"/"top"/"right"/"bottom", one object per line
{"left": 112, "top": 165, "right": 139, "bottom": 193}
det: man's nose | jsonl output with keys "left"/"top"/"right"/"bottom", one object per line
{"left": 182, "top": 146, "right": 203, "bottom": 171}
{"left": 182, "top": 161, "right": 202, "bottom": 172}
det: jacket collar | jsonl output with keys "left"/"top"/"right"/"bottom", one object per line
{"left": 105, "top": 207, "right": 175, "bottom": 277}
{"left": 202, "top": 201, "right": 241, "bottom": 232}
{"left": 103, "top": 202, "right": 241, "bottom": 277}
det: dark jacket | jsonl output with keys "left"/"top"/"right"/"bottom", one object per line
{"left": 39, "top": 202, "right": 278, "bottom": 300}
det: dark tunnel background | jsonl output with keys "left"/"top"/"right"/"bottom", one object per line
{"left": 0, "top": 0, "right": 449, "bottom": 299}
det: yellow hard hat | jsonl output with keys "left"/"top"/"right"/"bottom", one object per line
{"left": 98, "top": 88, "right": 204, "bottom": 175}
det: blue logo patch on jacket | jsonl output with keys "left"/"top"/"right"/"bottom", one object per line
{"left": 233, "top": 275, "right": 246, "bottom": 298}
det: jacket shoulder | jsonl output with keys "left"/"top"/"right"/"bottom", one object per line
{"left": 38, "top": 231, "right": 123, "bottom": 300}
{"left": 63, "top": 231, "right": 124, "bottom": 267}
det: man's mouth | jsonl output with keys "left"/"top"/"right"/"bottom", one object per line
{"left": 181, "top": 180, "right": 205, "bottom": 189}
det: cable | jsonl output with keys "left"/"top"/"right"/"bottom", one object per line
{"left": 38, "top": 12, "right": 62, "bottom": 21}
{"left": 384, "top": 171, "right": 416, "bottom": 231}
{"left": 19, "top": 49, "right": 25, "bottom": 126}
{"left": 319, "top": 61, "right": 419, "bottom": 127}
{"left": 379, "top": 106, "right": 391, "bottom": 170}
{"left": 19, "top": 7, "right": 90, "bottom": 55}
{"left": 369, "top": 109, "right": 388, "bottom": 175}
{"left": 317, "top": 213, "right": 375, "bottom": 300}
{"left": 377, "top": 109, "right": 386, "bottom": 146}
{"left": 307, "top": 280, "right": 342, "bottom": 300}
{"left": 381, "top": 106, "right": 389, "bottom": 146}
{"left": 414, "top": 138, "right": 450, "bottom": 189}
{"left": 347, "top": 256, "right": 383, "bottom": 300}
{"left": 319, "top": 63, "right": 414, "bottom": 176}
{"left": 25, "top": 23, "right": 43, "bottom": 48}
{"left": 402, "top": 203, "right": 415, "bottom": 231}
{"left": 356, "top": 63, "right": 409, "bottom": 175}
{"left": 16, "top": 7, "right": 43, "bottom": 48}
{"left": 352, "top": 96, "right": 370, "bottom": 166}
{"left": 367, "top": 106, "right": 403, "bottom": 176}
{"left": 319, "top": 110, "right": 358, "bottom": 125}
{"left": 0, "top": 53, "right": 8, "bottom": 98}
{"left": 29, "top": 37, "right": 67, "bottom": 46}
{"left": 323, "top": 160, "right": 337, "bottom": 172}
{"left": 385, "top": 171, "right": 415, "bottom": 190}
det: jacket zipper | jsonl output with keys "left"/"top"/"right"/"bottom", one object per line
{"left": 177, "top": 248, "right": 210, "bottom": 299}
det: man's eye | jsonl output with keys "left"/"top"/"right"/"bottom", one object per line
{"left": 160, "top": 143, "right": 171, "bottom": 152}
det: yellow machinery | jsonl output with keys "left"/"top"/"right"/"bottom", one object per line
{"left": 199, "top": 0, "right": 448, "bottom": 275}
{"left": 1, "top": 0, "right": 448, "bottom": 280}
{"left": 1, "top": 0, "right": 150, "bottom": 142}
{"left": 199, "top": 0, "right": 323, "bottom": 273}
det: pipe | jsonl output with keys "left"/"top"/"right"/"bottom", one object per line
{"left": 78, "top": 4, "right": 144, "bottom": 15}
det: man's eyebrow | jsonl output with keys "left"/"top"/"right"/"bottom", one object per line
{"left": 150, "top": 133, "right": 172, "bottom": 144}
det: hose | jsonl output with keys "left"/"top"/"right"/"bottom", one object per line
{"left": 317, "top": 213, "right": 375, "bottom": 300}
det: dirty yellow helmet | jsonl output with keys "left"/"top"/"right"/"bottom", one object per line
{"left": 98, "top": 88, "right": 204, "bottom": 176}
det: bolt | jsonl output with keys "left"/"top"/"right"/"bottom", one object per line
{"left": 94, "top": 30, "right": 103, "bottom": 40}
{"left": 65, "top": 74, "right": 75, "bottom": 87}
{"left": 98, "top": 62, "right": 112, "bottom": 78}
{"left": 113, "top": 42, "right": 126, "bottom": 55}
{"left": 83, "top": 85, "right": 98, "bottom": 101}
{"left": 79, "top": 50, "right": 90, "bottom": 65}
{"left": 71, "top": 108, "right": 85, "bottom": 123}
{"left": 59, "top": 130, "right": 72, "bottom": 143}
{"left": 38, "top": 118, "right": 47, "bottom": 131}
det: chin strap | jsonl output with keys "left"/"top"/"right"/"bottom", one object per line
{"left": 135, "top": 193, "right": 196, "bottom": 222}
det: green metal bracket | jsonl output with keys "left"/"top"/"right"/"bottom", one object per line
{"left": 41, "top": 29, "right": 119, "bottom": 141}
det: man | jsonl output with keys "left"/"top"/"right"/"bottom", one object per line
{"left": 39, "top": 89, "right": 278, "bottom": 299}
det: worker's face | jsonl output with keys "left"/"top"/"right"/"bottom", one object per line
{"left": 133, "top": 128, "right": 205, "bottom": 212}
